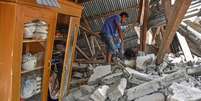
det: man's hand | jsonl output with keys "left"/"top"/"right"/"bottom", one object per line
{"left": 120, "top": 32, "right": 125, "bottom": 42}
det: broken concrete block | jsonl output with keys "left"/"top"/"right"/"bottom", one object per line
{"left": 88, "top": 65, "right": 112, "bottom": 84}
{"left": 124, "top": 59, "right": 136, "bottom": 67}
{"left": 78, "top": 95, "right": 93, "bottom": 101}
{"left": 101, "top": 72, "right": 123, "bottom": 85}
{"left": 138, "top": 51, "right": 146, "bottom": 56}
{"left": 126, "top": 70, "right": 187, "bottom": 100}
{"left": 80, "top": 85, "right": 95, "bottom": 95}
{"left": 71, "top": 89, "right": 83, "bottom": 100}
{"left": 167, "top": 83, "right": 201, "bottom": 101}
{"left": 127, "top": 74, "right": 147, "bottom": 85}
{"left": 90, "top": 85, "right": 109, "bottom": 101}
{"left": 118, "top": 78, "right": 127, "bottom": 95}
{"left": 187, "top": 66, "right": 201, "bottom": 76}
{"left": 136, "top": 54, "right": 156, "bottom": 70}
{"left": 64, "top": 94, "right": 76, "bottom": 101}
{"left": 125, "top": 67, "right": 154, "bottom": 81}
{"left": 118, "top": 95, "right": 128, "bottom": 101}
{"left": 65, "top": 85, "right": 95, "bottom": 101}
{"left": 64, "top": 88, "right": 82, "bottom": 101}
{"left": 135, "top": 93, "right": 165, "bottom": 101}
{"left": 107, "top": 78, "right": 127, "bottom": 101}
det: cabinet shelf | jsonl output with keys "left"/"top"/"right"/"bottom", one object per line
{"left": 23, "top": 39, "right": 46, "bottom": 43}
{"left": 54, "top": 38, "right": 66, "bottom": 41}
{"left": 21, "top": 66, "right": 43, "bottom": 74}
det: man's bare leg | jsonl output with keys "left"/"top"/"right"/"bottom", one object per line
{"left": 107, "top": 52, "right": 112, "bottom": 64}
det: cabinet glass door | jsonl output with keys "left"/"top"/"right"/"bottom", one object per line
{"left": 48, "top": 14, "right": 70, "bottom": 101}
{"left": 21, "top": 20, "right": 49, "bottom": 101}
{"left": 59, "top": 17, "right": 80, "bottom": 100}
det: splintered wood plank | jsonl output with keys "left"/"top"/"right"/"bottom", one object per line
{"left": 84, "top": 32, "right": 93, "bottom": 57}
{"left": 156, "top": 0, "right": 192, "bottom": 64}
{"left": 94, "top": 38, "right": 106, "bottom": 60}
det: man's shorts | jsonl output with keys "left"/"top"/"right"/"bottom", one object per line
{"left": 101, "top": 33, "right": 119, "bottom": 54}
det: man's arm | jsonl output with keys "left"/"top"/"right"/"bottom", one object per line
{"left": 117, "top": 25, "right": 124, "bottom": 41}
{"left": 114, "top": 16, "right": 124, "bottom": 41}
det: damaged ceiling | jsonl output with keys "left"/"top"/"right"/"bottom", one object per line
{"left": 78, "top": 0, "right": 201, "bottom": 54}
{"left": 82, "top": 0, "right": 139, "bottom": 32}
{"left": 79, "top": 0, "right": 140, "bottom": 49}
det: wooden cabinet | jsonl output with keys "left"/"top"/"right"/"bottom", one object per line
{"left": 0, "top": 1, "right": 82, "bottom": 101}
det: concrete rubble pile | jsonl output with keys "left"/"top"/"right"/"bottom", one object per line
{"left": 66, "top": 52, "right": 201, "bottom": 101}
{"left": 71, "top": 64, "right": 94, "bottom": 87}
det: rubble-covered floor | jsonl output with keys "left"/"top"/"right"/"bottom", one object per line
{"left": 66, "top": 52, "right": 201, "bottom": 101}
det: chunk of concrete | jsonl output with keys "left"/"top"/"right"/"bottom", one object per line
{"left": 64, "top": 88, "right": 82, "bottom": 101}
{"left": 124, "top": 59, "right": 136, "bottom": 67}
{"left": 80, "top": 85, "right": 95, "bottom": 95}
{"left": 101, "top": 72, "right": 123, "bottom": 85}
{"left": 107, "top": 78, "right": 127, "bottom": 101}
{"left": 136, "top": 54, "right": 156, "bottom": 70}
{"left": 88, "top": 65, "right": 112, "bottom": 84}
{"left": 126, "top": 70, "right": 187, "bottom": 100}
{"left": 125, "top": 67, "right": 154, "bottom": 81}
{"left": 78, "top": 95, "right": 93, "bottom": 101}
{"left": 64, "top": 94, "right": 76, "bottom": 101}
{"left": 135, "top": 93, "right": 165, "bottom": 101}
{"left": 167, "top": 83, "right": 201, "bottom": 101}
{"left": 90, "top": 85, "right": 109, "bottom": 101}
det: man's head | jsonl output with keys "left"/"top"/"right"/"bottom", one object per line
{"left": 120, "top": 12, "right": 129, "bottom": 23}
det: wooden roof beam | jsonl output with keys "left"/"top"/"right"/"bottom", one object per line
{"left": 137, "top": 0, "right": 144, "bottom": 25}
{"left": 162, "top": 0, "right": 172, "bottom": 21}
{"left": 156, "top": 0, "right": 192, "bottom": 64}
{"left": 140, "top": 0, "right": 149, "bottom": 51}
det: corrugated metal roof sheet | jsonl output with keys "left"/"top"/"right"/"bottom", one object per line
{"left": 184, "top": 0, "right": 201, "bottom": 20}
{"left": 82, "top": 0, "right": 139, "bottom": 32}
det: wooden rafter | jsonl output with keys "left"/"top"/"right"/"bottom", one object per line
{"left": 156, "top": 0, "right": 192, "bottom": 64}
{"left": 84, "top": 32, "right": 93, "bottom": 56}
{"left": 76, "top": 46, "right": 90, "bottom": 60}
{"left": 152, "top": 26, "right": 161, "bottom": 43}
{"left": 140, "top": 0, "right": 149, "bottom": 51}
{"left": 82, "top": 16, "right": 93, "bottom": 31}
{"left": 94, "top": 38, "right": 106, "bottom": 60}
{"left": 137, "top": 0, "right": 144, "bottom": 25}
{"left": 162, "top": 0, "right": 172, "bottom": 21}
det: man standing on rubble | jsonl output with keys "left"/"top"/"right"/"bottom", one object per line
{"left": 101, "top": 12, "right": 129, "bottom": 64}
